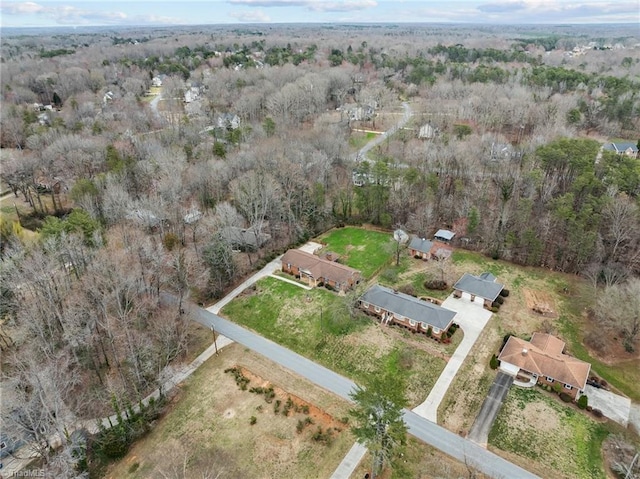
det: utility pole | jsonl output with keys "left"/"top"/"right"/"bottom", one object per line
{"left": 211, "top": 325, "right": 218, "bottom": 355}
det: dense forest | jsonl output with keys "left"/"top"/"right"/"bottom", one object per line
{"left": 1, "top": 23, "right": 639, "bottom": 477}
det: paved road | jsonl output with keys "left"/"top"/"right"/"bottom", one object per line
{"left": 468, "top": 372, "right": 514, "bottom": 446}
{"left": 193, "top": 304, "right": 539, "bottom": 479}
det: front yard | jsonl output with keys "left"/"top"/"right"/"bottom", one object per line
{"left": 221, "top": 277, "right": 447, "bottom": 407}
{"left": 488, "top": 387, "right": 613, "bottom": 479}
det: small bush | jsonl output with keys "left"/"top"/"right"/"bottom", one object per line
{"left": 273, "top": 399, "right": 281, "bottom": 414}
{"left": 489, "top": 354, "right": 499, "bottom": 370}
{"left": 250, "top": 416, "right": 257, "bottom": 425}
{"left": 491, "top": 306, "right": 499, "bottom": 313}
{"left": 577, "top": 395, "right": 588, "bottom": 410}
{"left": 340, "top": 416, "right": 349, "bottom": 424}
{"left": 426, "top": 326, "right": 432, "bottom": 338}
{"left": 559, "top": 392, "right": 572, "bottom": 402}
{"left": 553, "top": 383, "right": 562, "bottom": 394}
{"left": 425, "top": 279, "right": 447, "bottom": 290}
{"left": 592, "top": 409, "right": 603, "bottom": 418}
{"left": 301, "top": 405, "right": 310, "bottom": 414}
{"left": 128, "top": 462, "right": 140, "bottom": 473}
{"left": 495, "top": 296, "right": 504, "bottom": 305}
{"left": 398, "top": 284, "right": 416, "bottom": 296}
{"left": 586, "top": 405, "right": 593, "bottom": 412}
{"left": 491, "top": 301, "right": 500, "bottom": 309}
{"left": 500, "top": 289, "right": 510, "bottom": 297}
{"left": 162, "top": 232, "right": 180, "bottom": 251}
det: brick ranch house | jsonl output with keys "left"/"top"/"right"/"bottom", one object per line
{"left": 281, "top": 249, "right": 362, "bottom": 292}
{"left": 408, "top": 236, "right": 453, "bottom": 260}
{"left": 498, "top": 333, "right": 591, "bottom": 400}
{"left": 453, "top": 272, "right": 504, "bottom": 308}
{"left": 359, "top": 284, "right": 457, "bottom": 339}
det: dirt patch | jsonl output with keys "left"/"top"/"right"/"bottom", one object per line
{"left": 223, "top": 408, "right": 236, "bottom": 419}
{"left": 239, "top": 366, "right": 346, "bottom": 431}
{"left": 523, "top": 288, "right": 558, "bottom": 318}
{"left": 521, "top": 401, "right": 559, "bottom": 432}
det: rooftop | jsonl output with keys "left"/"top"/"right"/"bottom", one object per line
{"left": 453, "top": 272, "right": 504, "bottom": 301}
{"left": 360, "top": 284, "right": 457, "bottom": 330}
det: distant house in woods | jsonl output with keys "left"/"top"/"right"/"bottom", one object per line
{"left": 498, "top": 333, "right": 591, "bottom": 400}
{"left": 453, "top": 272, "right": 504, "bottom": 308}
{"left": 126, "top": 209, "right": 165, "bottom": 229}
{"left": 408, "top": 236, "right": 453, "bottom": 260}
{"left": 281, "top": 249, "right": 361, "bottom": 292}
{"left": 359, "top": 284, "right": 457, "bottom": 339}
{"left": 151, "top": 76, "right": 163, "bottom": 87}
{"left": 434, "top": 229, "right": 455, "bottom": 243}
{"left": 418, "top": 123, "right": 437, "bottom": 140}
{"left": 490, "top": 142, "right": 522, "bottom": 161}
{"left": 603, "top": 141, "right": 638, "bottom": 158}
{"left": 220, "top": 226, "right": 270, "bottom": 251}
{"left": 216, "top": 113, "right": 241, "bottom": 130}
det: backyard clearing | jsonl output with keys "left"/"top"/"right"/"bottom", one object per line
{"left": 523, "top": 288, "right": 558, "bottom": 318}
{"left": 316, "top": 227, "right": 393, "bottom": 278}
{"left": 103, "top": 343, "right": 354, "bottom": 479}
{"left": 488, "top": 387, "right": 611, "bottom": 479}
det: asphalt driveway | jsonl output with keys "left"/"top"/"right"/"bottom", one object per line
{"left": 467, "top": 371, "right": 514, "bottom": 446}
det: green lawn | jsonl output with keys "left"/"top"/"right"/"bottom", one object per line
{"left": 317, "top": 227, "right": 393, "bottom": 278}
{"left": 349, "top": 131, "right": 377, "bottom": 151}
{"left": 221, "top": 277, "right": 445, "bottom": 406}
{"left": 489, "top": 387, "right": 610, "bottom": 479}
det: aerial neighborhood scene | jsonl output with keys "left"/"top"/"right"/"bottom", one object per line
{"left": 1, "top": 1, "right": 640, "bottom": 478}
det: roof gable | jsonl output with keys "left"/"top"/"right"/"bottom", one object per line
{"left": 498, "top": 335, "right": 590, "bottom": 390}
{"left": 360, "top": 284, "right": 456, "bottom": 330}
{"left": 409, "top": 236, "right": 433, "bottom": 254}
{"left": 453, "top": 273, "right": 504, "bottom": 301}
{"left": 282, "top": 249, "right": 361, "bottom": 285}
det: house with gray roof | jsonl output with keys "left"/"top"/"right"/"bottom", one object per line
{"left": 220, "top": 226, "right": 270, "bottom": 251}
{"left": 453, "top": 272, "right": 504, "bottom": 308}
{"left": 359, "top": 284, "right": 457, "bottom": 339}
{"left": 434, "top": 229, "right": 455, "bottom": 242}
{"left": 603, "top": 141, "right": 638, "bottom": 158}
{"left": 408, "top": 236, "right": 453, "bottom": 260}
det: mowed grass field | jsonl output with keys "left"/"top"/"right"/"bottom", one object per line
{"left": 221, "top": 277, "right": 446, "bottom": 407}
{"left": 488, "top": 387, "right": 614, "bottom": 479}
{"left": 103, "top": 344, "right": 355, "bottom": 479}
{"left": 316, "top": 227, "right": 394, "bottom": 278}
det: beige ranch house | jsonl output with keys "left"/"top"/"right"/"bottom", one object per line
{"left": 498, "top": 333, "right": 591, "bottom": 400}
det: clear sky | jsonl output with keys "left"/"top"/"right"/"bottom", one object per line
{"left": 1, "top": 0, "right": 638, "bottom": 27}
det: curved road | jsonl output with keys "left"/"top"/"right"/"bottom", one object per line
{"left": 190, "top": 304, "right": 539, "bottom": 479}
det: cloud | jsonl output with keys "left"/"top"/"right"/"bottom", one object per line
{"left": 400, "top": 0, "right": 640, "bottom": 24}
{"left": 229, "top": 9, "right": 272, "bottom": 22}
{"left": 0, "top": 1, "right": 185, "bottom": 25}
{"left": 227, "top": 0, "right": 377, "bottom": 12}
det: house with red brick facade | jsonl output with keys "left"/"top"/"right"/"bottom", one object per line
{"left": 281, "top": 249, "right": 362, "bottom": 292}
{"left": 408, "top": 236, "right": 453, "bottom": 260}
{"left": 498, "top": 333, "right": 591, "bottom": 400}
{"left": 359, "top": 284, "right": 457, "bottom": 339}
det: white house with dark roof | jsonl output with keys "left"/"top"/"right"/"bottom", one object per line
{"left": 359, "top": 284, "right": 457, "bottom": 339}
{"left": 453, "top": 272, "right": 504, "bottom": 308}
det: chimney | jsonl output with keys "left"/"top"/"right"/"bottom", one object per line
{"left": 522, "top": 348, "right": 528, "bottom": 356}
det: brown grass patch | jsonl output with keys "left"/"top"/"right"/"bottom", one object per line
{"left": 523, "top": 288, "right": 558, "bottom": 318}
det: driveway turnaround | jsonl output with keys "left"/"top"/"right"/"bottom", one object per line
{"left": 194, "top": 305, "right": 539, "bottom": 479}
{"left": 585, "top": 385, "right": 631, "bottom": 427}
{"left": 468, "top": 372, "right": 514, "bottom": 446}
{"left": 413, "top": 295, "right": 492, "bottom": 422}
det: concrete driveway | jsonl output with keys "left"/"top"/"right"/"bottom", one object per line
{"left": 585, "top": 385, "right": 631, "bottom": 426}
{"left": 413, "top": 295, "right": 493, "bottom": 422}
{"left": 467, "top": 372, "right": 514, "bottom": 446}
